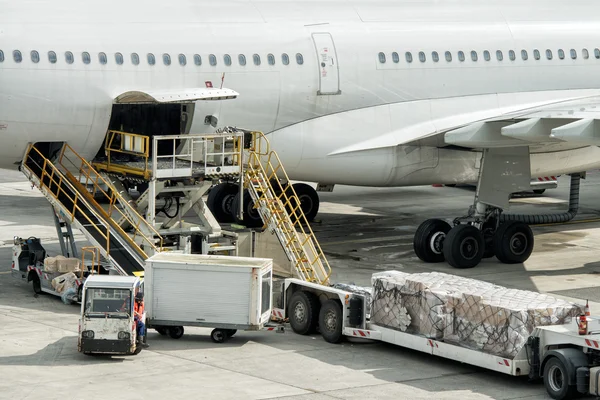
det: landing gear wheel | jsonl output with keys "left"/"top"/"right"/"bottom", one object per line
{"left": 543, "top": 357, "right": 578, "bottom": 400}
{"left": 156, "top": 327, "right": 168, "bottom": 336}
{"left": 443, "top": 224, "right": 485, "bottom": 269}
{"left": 493, "top": 221, "right": 534, "bottom": 264}
{"left": 481, "top": 219, "right": 498, "bottom": 259}
{"left": 232, "top": 189, "right": 263, "bottom": 228}
{"left": 413, "top": 219, "right": 452, "bottom": 263}
{"left": 207, "top": 183, "right": 238, "bottom": 223}
{"left": 32, "top": 275, "right": 42, "bottom": 294}
{"left": 288, "top": 291, "right": 320, "bottom": 335}
{"left": 211, "top": 329, "right": 227, "bottom": 343}
{"left": 167, "top": 326, "right": 184, "bottom": 339}
{"left": 318, "top": 300, "right": 343, "bottom": 344}
{"left": 286, "top": 183, "right": 320, "bottom": 223}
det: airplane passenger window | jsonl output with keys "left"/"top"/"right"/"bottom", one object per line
{"left": 378, "top": 52, "right": 386, "bottom": 63}
{"left": 267, "top": 53, "right": 275, "bottom": 65}
{"left": 147, "top": 53, "right": 156, "bottom": 65}
{"left": 595, "top": 48, "right": 600, "bottom": 59}
{"left": 282, "top": 53, "right": 289, "bottom": 65}
{"left": 483, "top": 50, "right": 490, "bottom": 61}
{"left": 194, "top": 54, "right": 202, "bottom": 65}
{"left": 419, "top": 51, "right": 426, "bottom": 62}
{"left": 570, "top": 49, "right": 577, "bottom": 59}
{"left": 405, "top": 52, "right": 413, "bottom": 63}
{"left": 521, "top": 50, "right": 528, "bottom": 60}
{"left": 0, "top": 50, "right": 4, "bottom": 62}
{"left": 583, "top": 49, "right": 589, "bottom": 59}
{"left": 65, "top": 51, "right": 74, "bottom": 64}
{"left": 470, "top": 51, "right": 478, "bottom": 61}
{"left": 558, "top": 49, "right": 565, "bottom": 59}
{"left": 115, "top": 53, "right": 124, "bottom": 65}
{"left": 209, "top": 54, "right": 217, "bottom": 66}
{"left": 13, "top": 50, "right": 22, "bottom": 63}
{"left": 178, "top": 54, "right": 186, "bottom": 66}
{"left": 296, "top": 53, "right": 304, "bottom": 65}
{"left": 82, "top": 52, "right": 91, "bottom": 64}
{"left": 509, "top": 50, "right": 515, "bottom": 61}
{"left": 131, "top": 53, "right": 140, "bottom": 65}
{"left": 254, "top": 54, "right": 261, "bottom": 65}
{"left": 30, "top": 50, "right": 40, "bottom": 63}
{"left": 445, "top": 51, "right": 452, "bottom": 62}
{"left": 238, "top": 54, "right": 246, "bottom": 66}
{"left": 496, "top": 50, "right": 503, "bottom": 61}
{"left": 458, "top": 51, "right": 465, "bottom": 62}
{"left": 224, "top": 54, "right": 232, "bottom": 66}
{"left": 163, "top": 54, "right": 171, "bottom": 66}
{"left": 431, "top": 51, "right": 439, "bottom": 62}
{"left": 98, "top": 52, "right": 107, "bottom": 65}
{"left": 392, "top": 52, "right": 399, "bottom": 63}
{"left": 546, "top": 49, "right": 553, "bottom": 60}
{"left": 533, "top": 49, "right": 540, "bottom": 60}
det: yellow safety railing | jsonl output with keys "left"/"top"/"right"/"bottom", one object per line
{"left": 22, "top": 145, "right": 112, "bottom": 255}
{"left": 93, "top": 130, "right": 151, "bottom": 179}
{"left": 80, "top": 246, "right": 101, "bottom": 279}
{"left": 243, "top": 132, "right": 332, "bottom": 286}
{"left": 57, "top": 144, "right": 163, "bottom": 256}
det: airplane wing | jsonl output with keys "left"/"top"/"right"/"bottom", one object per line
{"left": 115, "top": 88, "right": 238, "bottom": 104}
{"left": 328, "top": 94, "right": 600, "bottom": 156}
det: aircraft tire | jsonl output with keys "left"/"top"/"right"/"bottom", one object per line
{"left": 443, "top": 224, "right": 484, "bottom": 269}
{"left": 286, "top": 183, "right": 320, "bottom": 222}
{"left": 493, "top": 221, "right": 534, "bottom": 264}
{"left": 207, "top": 183, "right": 238, "bottom": 223}
{"left": 231, "top": 189, "right": 263, "bottom": 228}
{"left": 413, "top": 219, "right": 452, "bottom": 263}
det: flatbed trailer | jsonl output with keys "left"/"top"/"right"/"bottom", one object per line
{"left": 276, "top": 278, "right": 600, "bottom": 400}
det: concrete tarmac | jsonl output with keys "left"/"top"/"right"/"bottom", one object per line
{"left": 2, "top": 168, "right": 600, "bottom": 399}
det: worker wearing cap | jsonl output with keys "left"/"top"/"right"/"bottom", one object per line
{"left": 134, "top": 291, "right": 149, "bottom": 348}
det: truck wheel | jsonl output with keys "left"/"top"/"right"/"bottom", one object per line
{"left": 155, "top": 327, "right": 167, "bottom": 336}
{"left": 413, "top": 219, "right": 452, "bottom": 263}
{"left": 225, "top": 329, "right": 237, "bottom": 338}
{"left": 319, "top": 299, "right": 343, "bottom": 344}
{"left": 288, "top": 291, "right": 320, "bottom": 335}
{"left": 543, "top": 357, "right": 578, "bottom": 400}
{"left": 494, "top": 221, "right": 534, "bottom": 264}
{"left": 443, "top": 224, "right": 485, "bottom": 269}
{"left": 168, "top": 326, "right": 184, "bottom": 339}
{"left": 211, "top": 329, "right": 227, "bottom": 343}
{"left": 32, "top": 274, "right": 42, "bottom": 294}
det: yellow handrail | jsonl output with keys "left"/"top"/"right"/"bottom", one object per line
{"left": 98, "top": 130, "right": 151, "bottom": 179}
{"left": 81, "top": 246, "right": 101, "bottom": 279}
{"left": 57, "top": 144, "right": 163, "bottom": 254}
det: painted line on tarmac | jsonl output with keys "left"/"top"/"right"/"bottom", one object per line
{"left": 0, "top": 271, "right": 11, "bottom": 274}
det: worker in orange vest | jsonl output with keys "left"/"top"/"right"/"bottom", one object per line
{"left": 134, "top": 291, "right": 149, "bottom": 348}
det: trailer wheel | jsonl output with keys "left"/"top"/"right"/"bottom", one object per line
{"left": 413, "top": 219, "right": 452, "bottom": 263}
{"left": 543, "top": 357, "right": 578, "bottom": 400}
{"left": 31, "top": 274, "right": 42, "bottom": 294}
{"left": 319, "top": 300, "right": 343, "bottom": 344}
{"left": 288, "top": 291, "right": 320, "bottom": 335}
{"left": 167, "top": 326, "right": 184, "bottom": 339}
{"left": 155, "top": 327, "right": 167, "bottom": 336}
{"left": 494, "top": 221, "right": 534, "bottom": 264}
{"left": 211, "top": 329, "right": 227, "bottom": 343}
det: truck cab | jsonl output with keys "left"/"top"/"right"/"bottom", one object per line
{"left": 78, "top": 275, "right": 142, "bottom": 355}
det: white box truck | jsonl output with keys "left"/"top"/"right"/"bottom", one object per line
{"left": 144, "top": 252, "right": 274, "bottom": 342}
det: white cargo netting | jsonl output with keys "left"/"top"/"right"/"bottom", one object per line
{"left": 370, "top": 271, "right": 583, "bottom": 359}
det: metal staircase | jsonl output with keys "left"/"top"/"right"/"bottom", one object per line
{"left": 21, "top": 143, "right": 163, "bottom": 276}
{"left": 244, "top": 134, "right": 332, "bottom": 286}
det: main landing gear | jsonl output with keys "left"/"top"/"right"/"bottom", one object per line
{"left": 207, "top": 181, "right": 320, "bottom": 227}
{"left": 414, "top": 208, "right": 534, "bottom": 269}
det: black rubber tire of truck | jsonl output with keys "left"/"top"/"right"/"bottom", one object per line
{"left": 413, "top": 218, "right": 452, "bottom": 263}
{"left": 493, "top": 221, "right": 534, "bottom": 264}
{"left": 288, "top": 291, "right": 320, "bottom": 335}
{"left": 211, "top": 329, "right": 227, "bottom": 343}
{"left": 543, "top": 357, "right": 579, "bottom": 400}
{"left": 156, "top": 327, "right": 168, "bottom": 336}
{"left": 32, "top": 275, "right": 42, "bottom": 295}
{"left": 225, "top": 329, "right": 237, "bottom": 338}
{"left": 318, "top": 299, "right": 343, "bottom": 344}
{"left": 168, "top": 326, "right": 184, "bottom": 339}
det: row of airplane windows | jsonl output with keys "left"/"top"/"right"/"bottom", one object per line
{"left": 379, "top": 48, "right": 600, "bottom": 63}
{"left": 0, "top": 50, "right": 306, "bottom": 67}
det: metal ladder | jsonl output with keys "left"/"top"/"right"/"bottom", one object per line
{"left": 245, "top": 143, "right": 332, "bottom": 286}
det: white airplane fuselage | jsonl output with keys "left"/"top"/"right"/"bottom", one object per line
{"left": 3, "top": 1, "right": 600, "bottom": 187}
